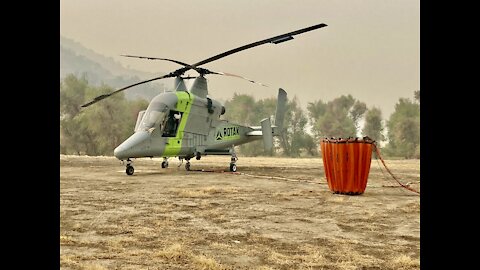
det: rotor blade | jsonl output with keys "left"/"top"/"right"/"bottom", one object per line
{"left": 121, "top": 54, "right": 208, "bottom": 77}
{"left": 211, "top": 71, "right": 269, "bottom": 87}
{"left": 120, "top": 54, "right": 193, "bottom": 68}
{"left": 80, "top": 74, "right": 174, "bottom": 108}
{"left": 192, "top": 23, "right": 327, "bottom": 67}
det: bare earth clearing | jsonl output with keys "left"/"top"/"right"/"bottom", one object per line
{"left": 60, "top": 155, "right": 420, "bottom": 270}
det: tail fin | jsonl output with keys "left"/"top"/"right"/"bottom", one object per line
{"left": 261, "top": 118, "right": 273, "bottom": 154}
{"left": 274, "top": 88, "right": 287, "bottom": 135}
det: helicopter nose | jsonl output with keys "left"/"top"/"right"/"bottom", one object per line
{"left": 114, "top": 131, "right": 150, "bottom": 160}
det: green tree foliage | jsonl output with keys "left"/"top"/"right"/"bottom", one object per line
{"left": 309, "top": 95, "right": 364, "bottom": 139}
{"left": 60, "top": 74, "right": 88, "bottom": 118}
{"left": 362, "top": 107, "right": 385, "bottom": 143}
{"left": 384, "top": 94, "right": 420, "bottom": 158}
{"left": 223, "top": 93, "right": 276, "bottom": 156}
{"left": 246, "top": 97, "right": 278, "bottom": 156}
{"left": 350, "top": 100, "right": 367, "bottom": 130}
{"left": 223, "top": 93, "right": 257, "bottom": 126}
{"left": 277, "top": 96, "right": 313, "bottom": 157}
{"left": 60, "top": 74, "right": 149, "bottom": 155}
{"left": 60, "top": 74, "right": 90, "bottom": 154}
{"left": 223, "top": 93, "right": 316, "bottom": 157}
{"left": 306, "top": 100, "right": 327, "bottom": 139}
{"left": 414, "top": 90, "right": 420, "bottom": 103}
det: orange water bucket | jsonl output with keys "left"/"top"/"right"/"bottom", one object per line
{"left": 321, "top": 137, "right": 375, "bottom": 195}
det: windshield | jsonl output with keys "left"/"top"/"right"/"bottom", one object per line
{"left": 138, "top": 101, "right": 168, "bottom": 131}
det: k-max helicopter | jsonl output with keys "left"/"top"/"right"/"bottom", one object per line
{"left": 81, "top": 23, "right": 327, "bottom": 175}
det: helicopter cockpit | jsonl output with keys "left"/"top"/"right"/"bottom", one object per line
{"left": 137, "top": 99, "right": 182, "bottom": 137}
{"left": 138, "top": 100, "right": 168, "bottom": 132}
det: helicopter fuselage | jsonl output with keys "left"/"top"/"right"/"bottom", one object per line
{"left": 113, "top": 90, "right": 259, "bottom": 161}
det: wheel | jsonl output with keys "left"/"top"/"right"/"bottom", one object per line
{"left": 126, "top": 165, "right": 134, "bottom": 175}
{"left": 161, "top": 161, "right": 168, "bottom": 168}
{"left": 185, "top": 163, "right": 191, "bottom": 171}
{"left": 229, "top": 163, "right": 237, "bottom": 172}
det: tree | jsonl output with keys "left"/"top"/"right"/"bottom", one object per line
{"left": 310, "top": 95, "right": 363, "bottom": 139}
{"left": 223, "top": 93, "right": 257, "bottom": 125}
{"left": 362, "top": 107, "right": 385, "bottom": 143}
{"left": 60, "top": 74, "right": 89, "bottom": 118}
{"left": 384, "top": 96, "right": 420, "bottom": 158}
{"left": 243, "top": 97, "right": 278, "bottom": 156}
{"left": 60, "top": 74, "right": 149, "bottom": 155}
{"left": 223, "top": 93, "right": 315, "bottom": 157}
{"left": 60, "top": 74, "right": 90, "bottom": 154}
{"left": 278, "top": 96, "right": 315, "bottom": 157}
{"left": 350, "top": 100, "right": 367, "bottom": 131}
{"left": 306, "top": 100, "right": 327, "bottom": 139}
{"left": 223, "top": 94, "right": 277, "bottom": 156}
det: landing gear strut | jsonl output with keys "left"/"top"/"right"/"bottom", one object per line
{"left": 185, "top": 158, "right": 191, "bottom": 171}
{"left": 125, "top": 159, "right": 134, "bottom": 175}
{"left": 161, "top": 157, "right": 169, "bottom": 168}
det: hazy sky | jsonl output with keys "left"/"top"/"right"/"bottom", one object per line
{"left": 60, "top": 0, "right": 419, "bottom": 118}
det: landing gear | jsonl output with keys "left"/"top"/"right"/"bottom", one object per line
{"left": 126, "top": 165, "right": 134, "bottom": 175}
{"left": 195, "top": 151, "right": 201, "bottom": 160}
{"left": 161, "top": 157, "right": 169, "bottom": 168}
{"left": 229, "top": 152, "right": 238, "bottom": 172}
{"left": 125, "top": 159, "right": 134, "bottom": 175}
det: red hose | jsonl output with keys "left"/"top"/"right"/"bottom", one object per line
{"left": 373, "top": 145, "right": 420, "bottom": 195}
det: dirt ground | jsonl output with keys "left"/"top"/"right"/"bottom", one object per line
{"left": 60, "top": 154, "right": 420, "bottom": 270}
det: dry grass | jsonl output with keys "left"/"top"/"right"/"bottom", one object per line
{"left": 60, "top": 234, "right": 76, "bottom": 245}
{"left": 175, "top": 186, "right": 240, "bottom": 198}
{"left": 156, "top": 243, "right": 189, "bottom": 262}
{"left": 191, "top": 254, "right": 225, "bottom": 270}
{"left": 82, "top": 264, "right": 109, "bottom": 270}
{"left": 60, "top": 254, "right": 79, "bottom": 268}
{"left": 388, "top": 254, "right": 420, "bottom": 269}
{"left": 60, "top": 155, "right": 420, "bottom": 270}
{"left": 155, "top": 243, "right": 227, "bottom": 270}
{"left": 254, "top": 266, "right": 275, "bottom": 270}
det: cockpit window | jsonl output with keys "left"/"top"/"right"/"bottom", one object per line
{"left": 162, "top": 111, "right": 183, "bottom": 137}
{"left": 138, "top": 101, "right": 168, "bottom": 131}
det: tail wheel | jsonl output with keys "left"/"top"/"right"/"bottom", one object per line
{"left": 126, "top": 165, "right": 134, "bottom": 175}
{"left": 229, "top": 163, "right": 237, "bottom": 172}
{"left": 161, "top": 161, "right": 168, "bottom": 168}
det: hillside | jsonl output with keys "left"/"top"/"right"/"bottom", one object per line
{"left": 60, "top": 36, "right": 166, "bottom": 101}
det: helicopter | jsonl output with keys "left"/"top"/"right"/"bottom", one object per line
{"left": 81, "top": 23, "right": 328, "bottom": 175}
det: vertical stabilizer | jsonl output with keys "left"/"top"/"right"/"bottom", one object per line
{"left": 274, "top": 88, "right": 287, "bottom": 134}
{"left": 261, "top": 118, "right": 273, "bottom": 155}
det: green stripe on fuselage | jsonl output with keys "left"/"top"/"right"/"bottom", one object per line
{"left": 163, "top": 92, "right": 194, "bottom": 156}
